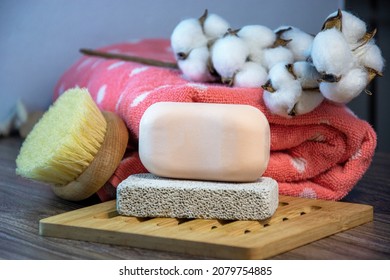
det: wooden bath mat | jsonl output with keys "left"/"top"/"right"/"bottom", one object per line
{"left": 39, "top": 195, "right": 373, "bottom": 259}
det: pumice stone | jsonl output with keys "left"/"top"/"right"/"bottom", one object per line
{"left": 117, "top": 173, "right": 279, "bottom": 220}
{"left": 139, "top": 102, "right": 270, "bottom": 182}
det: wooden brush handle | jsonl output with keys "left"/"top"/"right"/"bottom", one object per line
{"left": 51, "top": 111, "right": 128, "bottom": 201}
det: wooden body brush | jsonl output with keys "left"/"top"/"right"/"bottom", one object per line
{"left": 16, "top": 87, "right": 128, "bottom": 201}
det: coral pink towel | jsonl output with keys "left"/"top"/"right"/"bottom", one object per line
{"left": 54, "top": 39, "right": 376, "bottom": 201}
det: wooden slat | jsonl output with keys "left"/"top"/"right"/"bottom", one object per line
{"left": 39, "top": 195, "right": 373, "bottom": 259}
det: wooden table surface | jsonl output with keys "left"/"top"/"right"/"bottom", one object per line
{"left": 1, "top": 136, "right": 389, "bottom": 259}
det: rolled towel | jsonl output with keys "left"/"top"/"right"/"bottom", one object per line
{"left": 54, "top": 39, "right": 376, "bottom": 201}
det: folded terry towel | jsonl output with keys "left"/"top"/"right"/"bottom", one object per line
{"left": 54, "top": 39, "right": 376, "bottom": 201}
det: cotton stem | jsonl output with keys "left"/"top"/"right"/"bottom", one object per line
{"left": 79, "top": 48, "right": 179, "bottom": 69}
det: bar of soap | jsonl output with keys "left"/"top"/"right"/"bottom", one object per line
{"left": 139, "top": 102, "right": 270, "bottom": 182}
{"left": 117, "top": 173, "right": 279, "bottom": 220}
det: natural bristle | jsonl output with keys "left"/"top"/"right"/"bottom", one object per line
{"left": 16, "top": 87, "right": 107, "bottom": 185}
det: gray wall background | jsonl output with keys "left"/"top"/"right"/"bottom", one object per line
{"left": 11, "top": 1, "right": 390, "bottom": 151}
{"left": 0, "top": 0, "right": 342, "bottom": 112}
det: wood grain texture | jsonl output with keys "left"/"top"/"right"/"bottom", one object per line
{"left": 1, "top": 136, "right": 390, "bottom": 259}
{"left": 39, "top": 196, "right": 373, "bottom": 259}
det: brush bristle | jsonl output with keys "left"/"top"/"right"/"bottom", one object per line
{"left": 16, "top": 87, "right": 107, "bottom": 185}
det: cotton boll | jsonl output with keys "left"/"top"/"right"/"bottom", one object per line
{"left": 211, "top": 35, "right": 250, "bottom": 82}
{"left": 171, "top": 18, "right": 208, "bottom": 59}
{"left": 267, "top": 62, "right": 296, "bottom": 87}
{"left": 262, "top": 46, "right": 294, "bottom": 70}
{"left": 203, "top": 13, "right": 230, "bottom": 39}
{"left": 238, "top": 25, "right": 275, "bottom": 63}
{"left": 263, "top": 80, "right": 302, "bottom": 117}
{"left": 292, "top": 61, "right": 321, "bottom": 89}
{"left": 319, "top": 67, "right": 368, "bottom": 103}
{"left": 293, "top": 90, "right": 324, "bottom": 115}
{"left": 354, "top": 41, "right": 385, "bottom": 73}
{"left": 238, "top": 25, "right": 276, "bottom": 49}
{"left": 326, "top": 10, "right": 367, "bottom": 45}
{"left": 177, "top": 46, "right": 215, "bottom": 82}
{"left": 274, "top": 25, "right": 291, "bottom": 35}
{"left": 322, "top": 9, "right": 342, "bottom": 31}
{"left": 311, "top": 28, "right": 355, "bottom": 77}
{"left": 233, "top": 62, "right": 268, "bottom": 88}
{"left": 341, "top": 11, "right": 367, "bottom": 43}
{"left": 246, "top": 47, "right": 265, "bottom": 64}
{"left": 275, "top": 26, "right": 314, "bottom": 61}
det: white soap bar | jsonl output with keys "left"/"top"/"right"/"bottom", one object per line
{"left": 139, "top": 102, "right": 270, "bottom": 182}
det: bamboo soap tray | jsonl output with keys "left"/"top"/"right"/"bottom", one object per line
{"left": 39, "top": 195, "right": 373, "bottom": 259}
